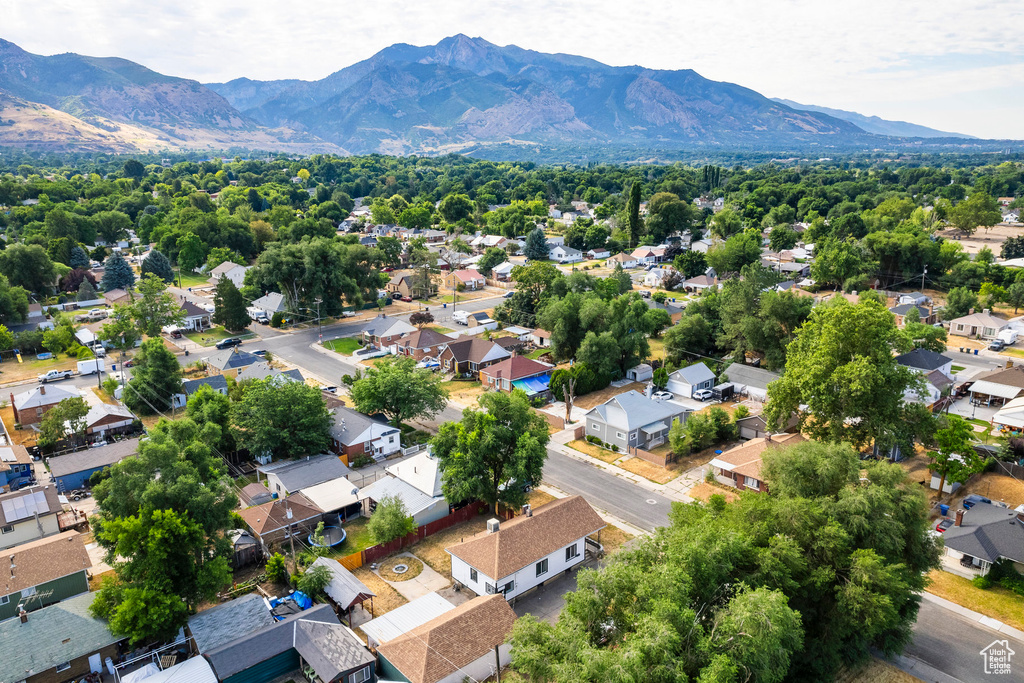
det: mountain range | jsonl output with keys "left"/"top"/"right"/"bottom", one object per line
{"left": 0, "top": 34, "right": 996, "bottom": 157}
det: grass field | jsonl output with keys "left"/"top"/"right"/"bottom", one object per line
{"left": 526, "top": 348, "right": 548, "bottom": 360}
{"left": 325, "top": 517, "right": 376, "bottom": 557}
{"left": 184, "top": 327, "right": 255, "bottom": 347}
{"left": 176, "top": 271, "right": 211, "bottom": 288}
{"left": 0, "top": 353, "right": 79, "bottom": 384}
{"left": 323, "top": 337, "right": 361, "bottom": 355}
{"left": 926, "top": 569, "right": 1024, "bottom": 631}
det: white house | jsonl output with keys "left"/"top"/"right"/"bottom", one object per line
{"left": 446, "top": 496, "right": 605, "bottom": 601}
{"left": 329, "top": 406, "right": 402, "bottom": 461}
{"left": 386, "top": 450, "right": 442, "bottom": 497}
{"left": 586, "top": 248, "right": 611, "bottom": 259}
{"left": 209, "top": 262, "right": 250, "bottom": 288}
{"left": 630, "top": 247, "right": 659, "bottom": 265}
{"left": 549, "top": 245, "right": 583, "bottom": 264}
{"left": 358, "top": 475, "right": 450, "bottom": 526}
{"left": 644, "top": 267, "right": 676, "bottom": 288}
{"left": 249, "top": 292, "right": 287, "bottom": 318}
{"left": 666, "top": 362, "right": 716, "bottom": 398}
{"left": 606, "top": 253, "right": 639, "bottom": 269}
{"left": 491, "top": 261, "right": 516, "bottom": 281}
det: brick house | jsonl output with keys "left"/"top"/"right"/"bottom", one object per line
{"left": 394, "top": 328, "right": 452, "bottom": 361}
{"left": 360, "top": 315, "right": 417, "bottom": 348}
{"left": 11, "top": 385, "right": 79, "bottom": 426}
{"left": 328, "top": 404, "right": 402, "bottom": 462}
{"left": 443, "top": 269, "right": 486, "bottom": 291}
{"left": 480, "top": 356, "right": 553, "bottom": 398}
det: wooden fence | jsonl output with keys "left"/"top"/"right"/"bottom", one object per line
{"left": 347, "top": 500, "right": 491, "bottom": 567}
{"left": 628, "top": 445, "right": 676, "bottom": 467}
{"left": 993, "top": 460, "right": 1024, "bottom": 480}
{"left": 534, "top": 409, "right": 565, "bottom": 431}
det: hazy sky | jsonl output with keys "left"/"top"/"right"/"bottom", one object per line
{"left": 4, "top": 0, "right": 1023, "bottom": 139}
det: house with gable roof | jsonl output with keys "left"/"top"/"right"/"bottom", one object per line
{"left": 584, "top": 390, "right": 690, "bottom": 452}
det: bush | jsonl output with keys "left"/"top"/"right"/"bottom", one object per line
{"left": 367, "top": 494, "right": 417, "bottom": 545}
{"left": 265, "top": 553, "right": 288, "bottom": 584}
{"left": 297, "top": 563, "right": 332, "bottom": 599}
{"left": 611, "top": 444, "right": 618, "bottom": 452}
{"left": 351, "top": 454, "right": 374, "bottom": 468}
{"left": 705, "top": 468, "right": 715, "bottom": 483}
{"left": 971, "top": 575, "right": 993, "bottom": 589}
{"left": 733, "top": 405, "right": 750, "bottom": 420}
{"left": 271, "top": 312, "right": 284, "bottom": 328}
{"left": 75, "top": 344, "right": 94, "bottom": 359}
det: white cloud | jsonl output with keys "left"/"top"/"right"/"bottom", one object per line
{"left": 2, "top": 0, "right": 1022, "bottom": 138}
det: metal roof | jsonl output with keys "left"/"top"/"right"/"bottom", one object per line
{"left": 300, "top": 477, "right": 360, "bottom": 512}
{"left": 358, "top": 476, "right": 441, "bottom": 517}
{"left": 47, "top": 438, "right": 141, "bottom": 478}
{"left": 969, "top": 380, "right": 1022, "bottom": 400}
{"left": 308, "top": 557, "right": 375, "bottom": 610}
{"left": 360, "top": 592, "right": 456, "bottom": 647}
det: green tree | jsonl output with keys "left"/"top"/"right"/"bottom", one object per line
{"left": 1008, "top": 281, "right": 1024, "bottom": 314}
{"left": 942, "top": 286, "right": 979, "bottom": 320}
{"left": 99, "top": 305, "right": 141, "bottom": 356}
{"left": 37, "top": 396, "right": 89, "bottom": 448}
{"left": 708, "top": 207, "right": 743, "bottom": 239}
{"left": 0, "top": 243, "right": 58, "bottom": 293}
{"left": 69, "top": 245, "right": 91, "bottom": 269}
{"left": 432, "top": 390, "right": 549, "bottom": 514}
{"left": 0, "top": 324, "right": 13, "bottom": 352}
{"left": 948, "top": 192, "right": 1002, "bottom": 235}
{"left": 810, "top": 238, "right": 867, "bottom": 290}
{"left": 265, "top": 553, "right": 288, "bottom": 584}
{"left": 652, "top": 367, "right": 669, "bottom": 388}
{"left": 141, "top": 250, "right": 175, "bottom": 283}
{"left": 706, "top": 230, "right": 762, "bottom": 274}
{"left": 90, "top": 419, "right": 236, "bottom": 645}
{"left": 94, "top": 210, "right": 132, "bottom": 245}
{"left": 626, "top": 181, "right": 643, "bottom": 247}
{"left": 77, "top": 278, "right": 98, "bottom": 302}
{"left": 176, "top": 232, "right": 207, "bottom": 273}
{"left": 768, "top": 225, "right": 799, "bottom": 252}
{"left": 905, "top": 321, "right": 948, "bottom": 353}
{"left": 438, "top": 193, "right": 474, "bottom": 223}
{"left": 230, "top": 378, "right": 333, "bottom": 459}
{"left": 123, "top": 338, "right": 183, "bottom": 415}
{"left": 213, "top": 277, "right": 250, "bottom": 332}
{"left": 131, "top": 274, "right": 185, "bottom": 337}
{"left": 674, "top": 250, "right": 707, "bottom": 278}
{"left": 929, "top": 415, "right": 985, "bottom": 495}
{"left": 477, "top": 247, "right": 508, "bottom": 276}
{"left": 100, "top": 251, "right": 136, "bottom": 292}
{"left": 765, "top": 297, "right": 921, "bottom": 451}
{"left": 0, "top": 274, "right": 30, "bottom": 324}
{"left": 374, "top": 236, "right": 403, "bottom": 268}
{"left": 297, "top": 562, "right": 333, "bottom": 599}
{"left": 367, "top": 495, "right": 417, "bottom": 544}
{"left": 523, "top": 226, "right": 550, "bottom": 260}
{"left": 185, "top": 383, "right": 235, "bottom": 453}
{"left": 350, "top": 356, "right": 448, "bottom": 427}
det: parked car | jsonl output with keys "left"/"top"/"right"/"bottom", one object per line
{"left": 38, "top": 369, "right": 74, "bottom": 383}
{"left": 962, "top": 494, "right": 992, "bottom": 509}
{"left": 123, "top": 359, "right": 135, "bottom": 368}
{"left": 935, "top": 518, "right": 954, "bottom": 533}
{"left": 342, "top": 311, "right": 357, "bottom": 318}
{"left": 68, "top": 489, "right": 91, "bottom": 502}
{"left": 503, "top": 290, "right": 515, "bottom": 299}
{"left": 416, "top": 359, "right": 440, "bottom": 371}
{"left": 170, "top": 330, "right": 183, "bottom": 339}
{"left": 252, "top": 349, "right": 267, "bottom": 356}
{"left": 693, "top": 388, "right": 714, "bottom": 401}
{"left": 988, "top": 340, "right": 1006, "bottom": 352}
{"left": 400, "top": 296, "right": 413, "bottom": 302}
{"left": 216, "top": 337, "right": 243, "bottom": 350}
{"left": 652, "top": 390, "right": 673, "bottom": 401}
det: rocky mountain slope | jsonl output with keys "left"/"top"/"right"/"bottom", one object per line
{"left": 771, "top": 98, "right": 973, "bottom": 139}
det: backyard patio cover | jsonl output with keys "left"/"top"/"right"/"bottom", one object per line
{"left": 969, "top": 380, "right": 1022, "bottom": 400}
{"left": 512, "top": 375, "right": 550, "bottom": 395}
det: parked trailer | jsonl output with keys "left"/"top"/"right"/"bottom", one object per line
{"left": 77, "top": 359, "right": 105, "bottom": 376}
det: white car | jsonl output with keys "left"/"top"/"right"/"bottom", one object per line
{"left": 693, "top": 389, "right": 714, "bottom": 401}
{"left": 652, "top": 390, "right": 673, "bottom": 401}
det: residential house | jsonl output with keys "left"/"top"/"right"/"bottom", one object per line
{"left": 466, "top": 311, "right": 496, "bottom": 329}
{"left": 490, "top": 261, "right": 516, "bottom": 281}
{"left": 711, "top": 433, "right": 807, "bottom": 492}
{"left": 968, "top": 364, "right": 1024, "bottom": 406}
{"left": 896, "top": 348, "right": 953, "bottom": 378}
{"left": 47, "top": 438, "right": 140, "bottom": 491}
{"left": 179, "top": 300, "right": 212, "bottom": 331}
{"left": 735, "top": 411, "right": 800, "bottom": 440}
{"left": 192, "top": 597, "right": 376, "bottom": 683}
{"left": 470, "top": 234, "right": 507, "bottom": 251}
{"left": 443, "top": 269, "right": 486, "bottom": 291}
{"left": 172, "top": 375, "right": 229, "bottom": 408}
{"left": 386, "top": 274, "right": 421, "bottom": 299}
{"left": 238, "top": 482, "right": 274, "bottom": 507}
{"left": 358, "top": 474, "right": 449, "bottom": 526}
{"left": 328, "top": 405, "right": 402, "bottom": 463}
{"left": 376, "top": 595, "right": 516, "bottom": 683}
{"left": 446, "top": 496, "right": 605, "bottom": 600}
{"left": 307, "top": 557, "right": 376, "bottom": 628}
{"left": 437, "top": 338, "right": 510, "bottom": 375}
{"left": 421, "top": 229, "right": 447, "bottom": 243}
{"left": 361, "top": 593, "right": 455, "bottom": 648}
{"left": 81, "top": 403, "right": 135, "bottom": 439}
{"left": 529, "top": 328, "right": 551, "bottom": 347}
{"left": 480, "top": 356, "right": 552, "bottom": 399}
{"left": 549, "top": 245, "right": 583, "bottom": 264}
{"left": 665, "top": 362, "right": 716, "bottom": 398}
{"left": 0, "top": 531, "right": 91, "bottom": 621}
{"left": 394, "top": 328, "right": 452, "bottom": 361}
{"left": 606, "top": 252, "right": 639, "bottom": 269}
{"left": 940, "top": 504, "right": 1024, "bottom": 579}
{"left": 1004, "top": 211, "right": 1021, "bottom": 224}
{"left": 361, "top": 315, "right": 418, "bottom": 348}
{"left": 630, "top": 247, "right": 658, "bottom": 265}
{"left": 643, "top": 267, "right": 676, "bottom": 288}
{"left": 586, "top": 248, "right": 611, "bottom": 259}
{"left": 690, "top": 238, "right": 714, "bottom": 253}
{"left": 206, "top": 347, "right": 263, "bottom": 378}
{"left": 999, "top": 196, "right": 1015, "bottom": 207}
{"left": 948, "top": 309, "right": 1010, "bottom": 339}
{"left": 898, "top": 292, "right": 931, "bottom": 306}
{"left": 544, "top": 235, "right": 565, "bottom": 248}
{"left": 237, "top": 494, "right": 323, "bottom": 548}
{"left": 387, "top": 449, "right": 443, "bottom": 497}
{"left": 209, "top": 261, "right": 250, "bottom": 288}
{"left": 0, "top": 485, "right": 62, "bottom": 549}
{"left": 0, "top": 592, "right": 123, "bottom": 683}
{"left": 584, "top": 390, "right": 690, "bottom": 452}
{"left": 234, "top": 363, "right": 304, "bottom": 384}
{"left": 889, "top": 303, "right": 936, "bottom": 327}
{"left": 103, "top": 288, "right": 130, "bottom": 306}
{"left": 11, "top": 384, "right": 80, "bottom": 426}
{"left": 0, "top": 444, "right": 34, "bottom": 492}
{"left": 681, "top": 274, "right": 718, "bottom": 292}
{"left": 259, "top": 454, "right": 352, "bottom": 498}
{"left": 492, "top": 335, "right": 526, "bottom": 354}
{"left": 994, "top": 396, "right": 1024, "bottom": 430}
{"left": 725, "top": 365, "right": 781, "bottom": 403}
{"left": 250, "top": 292, "right": 287, "bottom": 319}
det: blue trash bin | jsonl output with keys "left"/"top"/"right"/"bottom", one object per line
{"left": 939, "top": 504, "right": 949, "bottom": 516}
{"left": 443, "top": 303, "right": 447, "bottom": 308}
{"left": 975, "top": 349, "right": 979, "bottom": 355}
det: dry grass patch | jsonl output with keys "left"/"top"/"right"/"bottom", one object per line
{"left": 926, "top": 569, "right": 1024, "bottom": 632}
{"left": 593, "top": 524, "right": 634, "bottom": 556}
{"left": 353, "top": 566, "right": 407, "bottom": 615}
{"left": 616, "top": 456, "right": 685, "bottom": 485}
{"left": 88, "top": 569, "right": 115, "bottom": 592}
{"left": 688, "top": 482, "right": 740, "bottom": 504}
{"left": 899, "top": 455, "right": 931, "bottom": 488}
{"left": 92, "top": 387, "right": 118, "bottom": 405}
{"left": 0, "top": 406, "right": 38, "bottom": 446}
{"left": 567, "top": 439, "right": 621, "bottom": 464}
{"left": 960, "top": 472, "right": 1024, "bottom": 507}
{"left": 527, "top": 489, "right": 556, "bottom": 508}
{"left": 414, "top": 516, "right": 491, "bottom": 579}
{"left": 574, "top": 382, "right": 647, "bottom": 410}
{"left": 378, "top": 556, "right": 424, "bottom": 582}
{"left": 835, "top": 658, "right": 918, "bottom": 683}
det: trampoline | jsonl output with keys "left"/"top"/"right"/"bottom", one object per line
{"left": 308, "top": 525, "right": 347, "bottom": 547}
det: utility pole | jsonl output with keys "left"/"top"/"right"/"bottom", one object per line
{"left": 286, "top": 507, "right": 296, "bottom": 574}
{"left": 314, "top": 297, "right": 323, "bottom": 343}
{"left": 921, "top": 265, "right": 928, "bottom": 292}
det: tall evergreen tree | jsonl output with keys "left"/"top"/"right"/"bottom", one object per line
{"left": 523, "top": 227, "right": 550, "bottom": 260}
{"left": 141, "top": 249, "right": 175, "bottom": 283}
{"left": 77, "top": 278, "right": 98, "bottom": 302}
{"left": 100, "top": 251, "right": 136, "bottom": 292}
{"left": 627, "top": 180, "right": 642, "bottom": 247}
{"left": 212, "top": 277, "right": 250, "bottom": 332}
{"left": 69, "top": 246, "right": 90, "bottom": 269}
{"left": 123, "top": 338, "right": 182, "bottom": 415}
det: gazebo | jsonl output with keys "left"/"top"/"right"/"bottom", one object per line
{"left": 308, "top": 556, "right": 376, "bottom": 627}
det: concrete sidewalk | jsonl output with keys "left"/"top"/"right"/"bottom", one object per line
{"left": 921, "top": 590, "right": 1024, "bottom": 641}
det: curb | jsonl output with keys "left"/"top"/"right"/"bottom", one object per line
{"left": 537, "top": 483, "right": 650, "bottom": 538}
{"left": 550, "top": 442, "right": 695, "bottom": 503}
{"left": 921, "top": 591, "right": 1024, "bottom": 641}
{"left": 886, "top": 653, "right": 964, "bottom": 683}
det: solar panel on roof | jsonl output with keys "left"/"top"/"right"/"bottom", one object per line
{"left": 0, "top": 490, "right": 49, "bottom": 522}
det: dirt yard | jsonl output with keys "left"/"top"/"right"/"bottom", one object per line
{"left": 575, "top": 382, "right": 646, "bottom": 410}
{"left": 616, "top": 456, "right": 686, "bottom": 485}
{"left": 0, "top": 406, "right": 37, "bottom": 446}
{"left": 936, "top": 223, "right": 1024, "bottom": 256}
{"left": 957, "top": 471, "right": 1024, "bottom": 508}
{"left": 687, "top": 482, "right": 740, "bottom": 504}
{"left": 568, "top": 439, "right": 621, "bottom": 464}
{"left": 353, "top": 566, "right": 408, "bottom": 615}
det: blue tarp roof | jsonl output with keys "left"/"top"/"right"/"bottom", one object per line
{"left": 513, "top": 374, "right": 550, "bottom": 395}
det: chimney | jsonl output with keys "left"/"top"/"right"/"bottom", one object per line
{"left": 983, "top": 308, "right": 991, "bottom": 315}
{"left": 521, "top": 504, "right": 532, "bottom": 517}
{"left": 765, "top": 433, "right": 772, "bottom": 442}
{"left": 969, "top": 308, "right": 975, "bottom": 315}
{"left": 486, "top": 518, "right": 500, "bottom": 534}
{"left": 954, "top": 509, "right": 965, "bottom": 527}
{"left": 39, "top": 385, "right": 45, "bottom": 396}
{"left": 19, "top": 608, "right": 27, "bottom": 624}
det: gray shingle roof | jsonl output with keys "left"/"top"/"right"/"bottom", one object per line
{"left": 889, "top": 303, "right": 930, "bottom": 318}
{"left": 259, "top": 454, "right": 351, "bottom": 493}
{"left": 725, "top": 365, "right": 781, "bottom": 391}
{"left": 358, "top": 476, "right": 440, "bottom": 517}
{"left": 294, "top": 619, "right": 375, "bottom": 680}
{"left": 895, "top": 348, "right": 951, "bottom": 372}
{"left": 942, "top": 503, "right": 1024, "bottom": 563}
{"left": 586, "top": 390, "right": 690, "bottom": 432}
{"left": 47, "top": 438, "right": 141, "bottom": 478}
{"left": 189, "top": 593, "right": 276, "bottom": 654}
{"left": 670, "top": 362, "right": 716, "bottom": 386}
{"left": 362, "top": 316, "right": 416, "bottom": 339}
{"left": 203, "top": 604, "right": 339, "bottom": 680}
{"left": 251, "top": 292, "right": 286, "bottom": 313}
{"left": 183, "top": 375, "right": 229, "bottom": 395}
{"left": 309, "top": 557, "right": 375, "bottom": 610}
{"left": 0, "top": 592, "right": 120, "bottom": 682}
{"left": 14, "top": 384, "right": 79, "bottom": 411}
{"left": 207, "top": 348, "right": 262, "bottom": 371}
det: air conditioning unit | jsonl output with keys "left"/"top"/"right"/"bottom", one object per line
{"left": 486, "top": 518, "right": 500, "bottom": 534}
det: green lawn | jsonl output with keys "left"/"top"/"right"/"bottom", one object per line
{"left": 428, "top": 325, "right": 454, "bottom": 334}
{"left": 184, "top": 326, "right": 255, "bottom": 347}
{"left": 951, "top": 365, "right": 966, "bottom": 373}
{"left": 526, "top": 348, "right": 548, "bottom": 360}
{"left": 323, "top": 337, "right": 361, "bottom": 355}
{"left": 326, "top": 517, "right": 376, "bottom": 557}
{"left": 176, "top": 271, "right": 211, "bottom": 288}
